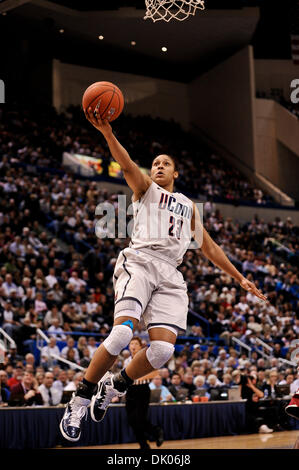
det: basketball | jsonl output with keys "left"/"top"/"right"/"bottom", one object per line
{"left": 82, "top": 81, "right": 124, "bottom": 122}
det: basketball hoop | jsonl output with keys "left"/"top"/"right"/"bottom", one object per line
{"left": 144, "top": 0, "right": 205, "bottom": 23}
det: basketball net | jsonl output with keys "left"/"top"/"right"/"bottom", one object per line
{"left": 144, "top": 0, "right": 205, "bottom": 22}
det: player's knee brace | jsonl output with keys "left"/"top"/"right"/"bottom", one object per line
{"left": 146, "top": 340, "right": 175, "bottom": 369}
{"left": 103, "top": 321, "right": 133, "bottom": 356}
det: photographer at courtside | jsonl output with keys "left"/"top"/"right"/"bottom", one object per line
{"left": 125, "top": 337, "right": 164, "bottom": 450}
{"left": 239, "top": 370, "right": 273, "bottom": 434}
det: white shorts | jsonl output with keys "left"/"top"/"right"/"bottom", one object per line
{"left": 113, "top": 247, "right": 188, "bottom": 332}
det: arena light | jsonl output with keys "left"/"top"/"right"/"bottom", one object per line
{"left": 131, "top": 41, "right": 136, "bottom": 46}
{"left": 98, "top": 35, "right": 104, "bottom": 40}
{"left": 161, "top": 46, "right": 167, "bottom": 52}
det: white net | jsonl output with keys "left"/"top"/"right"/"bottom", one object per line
{"left": 144, "top": 0, "right": 205, "bottom": 22}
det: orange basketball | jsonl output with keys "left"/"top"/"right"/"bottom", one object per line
{"left": 82, "top": 81, "right": 124, "bottom": 122}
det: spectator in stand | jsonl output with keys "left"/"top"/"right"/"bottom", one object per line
{"left": 77, "top": 336, "right": 88, "bottom": 360}
{"left": 194, "top": 375, "right": 209, "bottom": 391}
{"left": 222, "top": 373, "right": 233, "bottom": 388}
{"left": 34, "top": 292, "right": 48, "bottom": 315}
{"left": 9, "top": 371, "right": 43, "bottom": 406}
{"left": 44, "top": 305, "right": 63, "bottom": 328}
{"left": 181, "top": 372, "right": 197, "bottom": 400}
{"left": 16, "top": 317, "right": 37, "bottom": 355}
{"left": 167, "top": 372, "right": 184, "bottom": 401}
{"left": 290, "top": 370, "right": 299, "bottom": 395}
{"left": 45, "top": 268, "right": 58, "bottom": 289}
{"left": 7, "top": 365, "right": 24, "bottom": 389}
{"left": 2, "top": 273, "right": 18, "bottom": 297}
{"left": 35, "top": 371, "right": 45, "bottom": 386}
{"left": 63, "top": 372, "right": 84, "bottom": 392}
{"left": 51, "top": 365, "right": 61, "bottom": 380}
{"left": 24, "top": 353, "right": 35, "bottom": 369}
{"left": 0, "top": 370, "right": 10, "bottom": 406}
{"left": 24, "top": 363, "right": 35, "bottom": 375}
{"left": 149, "top": 374, "right": 175, "bottom": 403}
{"left": 38, "top": 371, "right": 62, "bottom": 406}
{"left": 47, "top": 318, "right": 67, "bottom": 341}
{"left": 87, "top": 336, "right": 98, "bottom": 358}
{"left": 6, "top": 345, "right": 23, "bottom": 367}
{"left": 53, "top": 370, "right": 69, "bottom": 392}
{"left": 80, "top": 347, "right": 91, "bottom": 368}
{"left": 1, "top": 300, "right": 20, "bottom": 338}
{"left": 213, "top": 349, "right": 229, "bottom": 368}
{"left": 4, "top": 364, "right": 14, "bottom": 380}
{"left": 256, "top": 370, "right": 267, "bottom": 389}
{"left": 40, "top": 336, "right": 60, "bottom": 370}
{"left": 68, "top": 271, "right": 86, "bottom": 293}
{"left": 206, "top": 374, "right": 223, "bottom": 394}
{"left": 67, "top": 369, "right": 76, "bottom": 383}
{"left": 159, "top": 367, "right": 171, "bottom": 387}
{"left": 63, "top": 348, "right": 79, "bottom": 369}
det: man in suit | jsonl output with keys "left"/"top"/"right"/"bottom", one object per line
{"left": 181, "top": 372, "right": 197, "bottom": 400}
{"left": 38, "top": 372, "right": 62, "bottom": 406}
{"left": 167, "top": 372, "right": 188, "bottom": 401}
{"left": 9, "top": 371, "right": 43, "bottom": 406}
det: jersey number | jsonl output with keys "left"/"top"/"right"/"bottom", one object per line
{"left": 169, "top": 216, "right": 184, "bottom": 239}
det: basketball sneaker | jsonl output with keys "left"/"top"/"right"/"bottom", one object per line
{"left": 258, "top": 424, "right": 273, "bottom": 433}
{"left": 90, "top": 371, "right": 126, "bottom": 422}
{"left": 59, "top": 394, "right": 90, "bottom": 441}
{"left": 285, "top": 391, "right": 299, "bottom": 420}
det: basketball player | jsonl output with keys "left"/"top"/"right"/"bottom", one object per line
{"left": 60, "top": 108, "right": 267, "bottom": 441}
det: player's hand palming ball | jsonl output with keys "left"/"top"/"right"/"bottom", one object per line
{"left": 82, "top": 81, "right": 124, "bottom": 122}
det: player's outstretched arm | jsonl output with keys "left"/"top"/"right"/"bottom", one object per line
{"left": 85, "top": 107, "right": 152, "bottom": 197}
{"left": 191, "top": 203, "right": 267, "bottom": 302}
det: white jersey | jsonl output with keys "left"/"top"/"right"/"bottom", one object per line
{"left": 129, "top": 181, "right": 193, "bottom": 266}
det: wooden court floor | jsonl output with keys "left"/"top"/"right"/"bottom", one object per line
{"left": 62, "top": 431, "right": 299, "bottom": 450}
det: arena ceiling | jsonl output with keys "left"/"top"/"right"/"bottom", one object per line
{"left": 0, "top": 0, "right": 293, "bottom": 82}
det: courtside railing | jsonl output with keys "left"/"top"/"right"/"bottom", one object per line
{"left": 255, "top": 337, "right": 273, "bottom": 359}
{"left": 0, "top": 327, "right": 17, "bottom": 351}
{"left": 231, "top": 337, "right": 252, "bottom": 359}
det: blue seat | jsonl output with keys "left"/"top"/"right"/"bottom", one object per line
{"left": 281, "top": 347, "right": 289, "bottom": 358}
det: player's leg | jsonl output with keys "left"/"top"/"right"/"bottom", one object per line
{"left": 59, "top": 314, "right": 138, "bottom": 441}
{"left": 84, "top": 316, "right": 139, "bottom": 383}
{"left": 125, "top": 327, "right": 176, "bottom": 379}
{"left": 89, "top": 262, "right": 187, "bottom": 425}
{"left": 99, "top": 326, "right": 176, "bottom": 394}
{"left": 60, "top": 248, "right": 151, "bottom": 440}
{"left": 90, "top": 325, "right": 177, "bottom": 424}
